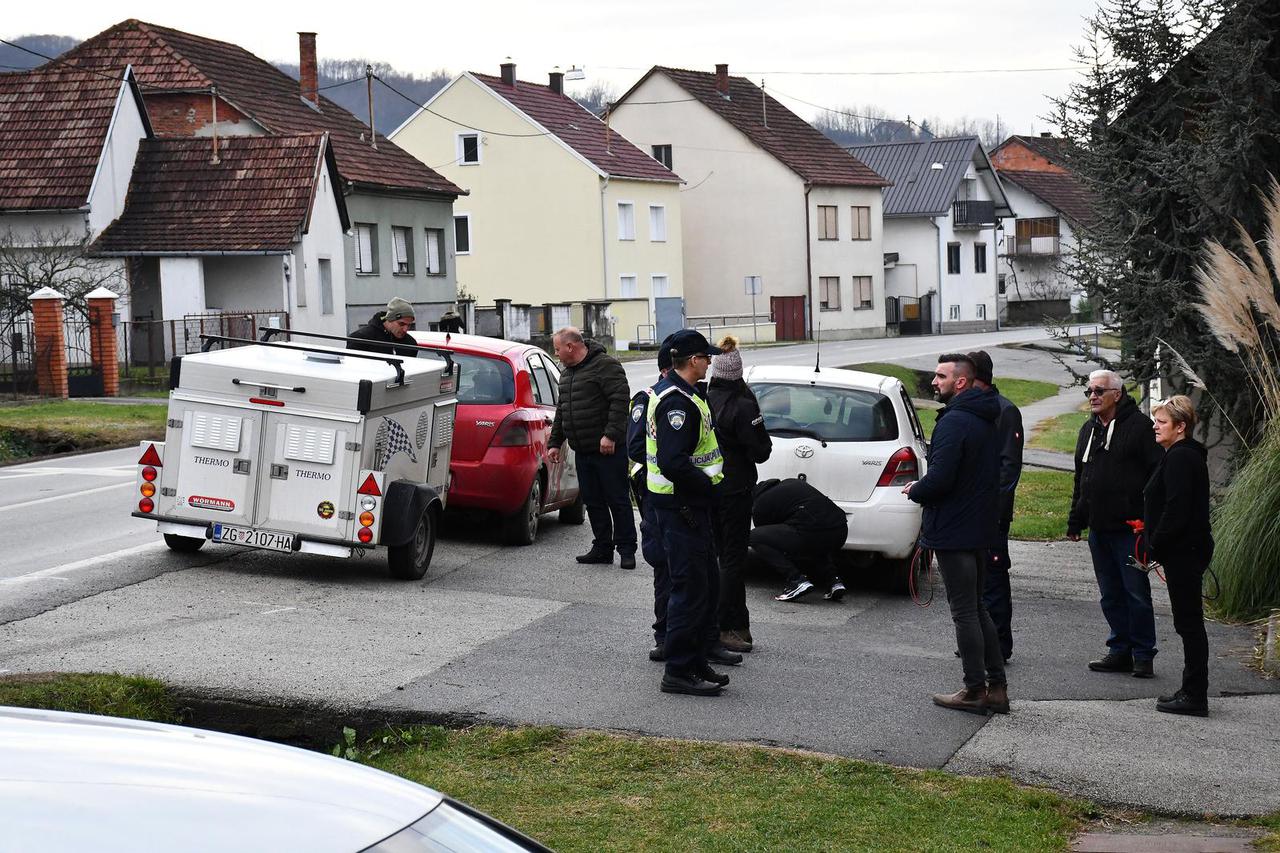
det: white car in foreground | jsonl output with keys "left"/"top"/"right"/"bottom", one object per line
{"left": 0, "top": 705, "right": 548, "bottom": 853}
{"left": 745, "top": 364, "right": 928, "bottom": 588}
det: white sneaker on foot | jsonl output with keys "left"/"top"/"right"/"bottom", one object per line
{"left": 824, "top": 580, "right": 847, "bottom": 601}
{"left": 774, "top": 580, "right": 815, "bottom": 602}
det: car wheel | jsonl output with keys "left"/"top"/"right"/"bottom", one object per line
{"left": 502, "top": 475, "right": 542, "bottom": 545}
{"left": 163, "top": 533, "right": 205, "bottom": 553}
{"left": 885, "top": 543, "right": 929, "bottom": 597}
{"left": 388, "top": 506, "right": 437, "bottom": 580}
{"left": 557, "top": 491, "right": 584, "bottom": 525}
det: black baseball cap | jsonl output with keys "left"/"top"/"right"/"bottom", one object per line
{"left": 665, "top": 329, "right": 723, "bottom": 360}
{"left": 657, "top": 333, "right": 676, "bottom": 371}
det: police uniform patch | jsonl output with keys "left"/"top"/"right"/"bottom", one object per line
{"left": 631, "top": 403, "right": 645, "bottom": 423}
{"left": 668, "top": 410, "right": 687, "bottom": 430}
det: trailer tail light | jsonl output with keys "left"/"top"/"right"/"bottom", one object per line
{"left": 357, "top": 474, "right": 382, "bottom": 496}
{"left": 141, "top": 466, "right": 158, "bottom": 482}
{"left": 491, "top": 412, "right": 532, "bottom": 447}
{"left": 138, "top": 444, "right": 163, "bottom": 467}
{"left": 359, "top": 511, "right": 375, "bottom": 527}
{"left": 140, "top": 482, "right": 156, "bottom": 498}
{"left": 877, "top": 447, "right": 919, "bottom": 488}
{"left": 357, "top": 526, "right": 374, "bottom": 544}
{"left": 138, "top": 497, "right": 155, "bottom": 514}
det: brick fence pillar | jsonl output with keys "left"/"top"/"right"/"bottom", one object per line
{"left": 28, "top": 287, "right": 68, "bottom": 399}
{"left": 86, "top": 287, "right": 121, "bottom": 397}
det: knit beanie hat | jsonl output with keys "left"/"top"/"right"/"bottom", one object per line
{"left": 383, "top": 297, "right": 415, "bottom": 322}
{"left": 713, "top": 334, "right": 743, "bottom": 380}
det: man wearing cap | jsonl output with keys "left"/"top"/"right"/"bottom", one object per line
{"left": 348, "top": 297, "right": 421, "bottom": 357}
{"left": 627, "top": 335, "right": 674, "bottom": 661}
{"left": 968, "top": 350, "right": 1023, "bottom": 663}
{"left": 647, "top": 329, "right": 730, "bottom": 696}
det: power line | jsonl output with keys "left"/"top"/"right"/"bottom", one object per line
{"left": 593, "top": 63, "right": 1085, "bottom": 77}
{"left": 765, "top": 85, "right": 934, "bottom": 138}
{"left": 375, "top": 75, "right": 555, "bottom": 138}
{"left": 0, "top": 37, "right": 129, "bottom": 83}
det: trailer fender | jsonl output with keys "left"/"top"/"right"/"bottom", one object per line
{"left": 381, "top": 481, "right": 443, "bottom": 547}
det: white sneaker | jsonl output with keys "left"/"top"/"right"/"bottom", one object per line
{"left": 774, "top": 580, "right": 815, "bottom": 602}
{"left": 824, "top": 580, "right": 847, "bottom": 601}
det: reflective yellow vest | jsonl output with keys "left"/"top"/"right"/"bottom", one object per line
{"left": 645, "top": 384, "right": 724, "bottom": 494}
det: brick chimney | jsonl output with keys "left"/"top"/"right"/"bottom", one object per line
{"left": 549, "top": 68, "right": 564, "bottom": 96}
{"left": 715, "top": 63, "right": 729, "bottom": 98}
{"left": 500, "top": 59, "right": 516, "bottom": 87}
{"left": 299, "top": 32, "right": 318, "bottom": 106}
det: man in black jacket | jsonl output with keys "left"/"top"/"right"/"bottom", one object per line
{"left": 1068, "top": 369, "right": 1164, "bottom": 678}
{"left": 750, "top": 478, "right": 847, "bottom": 603}
{"left": 348, "top": 297, "right": 421, "bottom": 357}
{"left": 905, "top": 354, "right": 1006, "bottom": 715}
{"left": 968, "top": 350, "right": 1023, "bottom": 662}
{"left": 548, "top": 327, "right": 636, "bottom": 568}
{"left": 708, "top": 336, "right": 772, "bottom": 651}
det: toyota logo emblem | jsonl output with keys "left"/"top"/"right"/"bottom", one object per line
{"left": 794, "top": 445, "right": 814, "bottom": 459}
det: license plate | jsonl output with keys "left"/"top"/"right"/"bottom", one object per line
{"left": 212, "top": 523, "right": 295, "bottom": 553}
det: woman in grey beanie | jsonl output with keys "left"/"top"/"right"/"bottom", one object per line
{"left": 707, "top": 335, "right": 772, "bottom": 651}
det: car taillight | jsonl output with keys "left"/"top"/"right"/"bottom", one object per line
{"left": 490, "top": 413, "right": 531, "bottom": 447}
{"left": 877, "top": 447, "right": 919, "bottom": 488}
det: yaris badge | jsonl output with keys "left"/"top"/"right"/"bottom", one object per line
{"left": 795, "top": 445, "right": 815, "bottom": 458}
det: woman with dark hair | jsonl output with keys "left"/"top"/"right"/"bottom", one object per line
{"left": 1144, "top": 395, "right": 1214, "bottom": 717}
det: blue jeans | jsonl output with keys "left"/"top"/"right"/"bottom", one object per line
{"left": 1088, "top": 529, "right": 1157, "bottom": 661}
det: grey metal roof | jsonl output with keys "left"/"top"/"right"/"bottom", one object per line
{"left": 846, "top": 136, "right": 1012, "bottom": 218}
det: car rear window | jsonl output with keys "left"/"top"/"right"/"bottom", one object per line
{"left": 448, "top": 354, "right": 515, "bottom": 404}
{"left": 750, "top": 382, "right": 898, "bottom": 442}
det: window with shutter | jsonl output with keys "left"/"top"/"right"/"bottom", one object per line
{"left": 853, "top": 276, "right": 873, "bottom": 309}
{"left": 819, "top": 276, "right": 840, "bottom": 310}
{"left": 851, "top": 206, "right": 871, "bottom": 240}
{"left": 818, "top": 206, "right": 838, "bottom": 240}
{"left": 424, "top": 228, "right": 445, "bottom": 275}
{"left": 617, "top": 203, "right": 635, "bottom": 240}
{"left": 649, "top": 205, "right": 666, "bottom": 242}
{"left": 619, "top": 275, "right": 638, "bottom": 298}
{"left": 651, "top": 274, "right": 669, "bottom": 298}
{"left": 355, "top": 223, "right": 378, "bottom": 274}
{"left": 391, "top": 226, "right": 413, "bottom": 275}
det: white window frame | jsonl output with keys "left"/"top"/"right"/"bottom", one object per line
{"left": 456, "top": 132, "right": 481, "bottom": 165}
{"left": 651, "top": 144, "right": 672, "bottom": 170}
{"left": 819, "top": 275, "right": 841, "bottom": 311}
{"left": 354, "top": 223, "right": 378, "bottom": 275}
{"left": 619, "top": 274, "right": 638, "bottom": 298}
{"left": 949, "top": 304, "right": 961, "bottom": 320}
{"left": 318, "top": 257, "right": 334, "bottom": 316}
{"left": 424, "top": 228, "right": 445, "bottom": 276}
{"left": 974, "top": 242, "right": 988, "bottom": 274}
{"left": 947, "top": 242, "right": 961, "bottom": 275}
{"left": 453, "top": 214, "right": 471, "bottom": 255}
{"left": 649, "top": 204, "right": 667, "bottom": 242}
{"left": 617, "top": 202, "right": 635, "bottom": 241}
{"left": 853, "top": 276, "right": 873, "bottom": 310}
{"left": 391, "top": 225, "right": 413, "bottom": 275}
{"left": 651, "top": 274, "right": 669, "bottom": 298}
{"left": 976, "top": 303, "right": 987, "bottom": 320}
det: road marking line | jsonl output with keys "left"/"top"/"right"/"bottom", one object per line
{"left": 259, "top": 607, "right": 297, "bottom": 616}
{"left": 0, "top": 481, "right": 134, "bottom": 513}
{"left": 242, "top": 600, "right": 298, "bottom": 616}
{"left": 0, "top": 466, "right": 136, "bottom": 479}
{"left": 0, "top": 541, "right": 168, "bottom": 585}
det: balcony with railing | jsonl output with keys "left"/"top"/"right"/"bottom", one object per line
{"left": 952, "top": 199, "right": 996, "bottom": 228}
{"left": 1005, "top": 235, "right": 1061, "bottom": 256}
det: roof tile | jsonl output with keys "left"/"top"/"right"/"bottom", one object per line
{"left": 997, "top": 169, "right": 1096, "bottom": 225}
{"left": 647, "top": 67, "right": 889, "bottom": 188}
{"left": 62, "top": 20, "right": 462, "bottom": 197}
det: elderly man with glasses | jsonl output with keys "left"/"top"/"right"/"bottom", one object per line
{"left": 1067, "top": 370, "right": 1164, "bottom": 678}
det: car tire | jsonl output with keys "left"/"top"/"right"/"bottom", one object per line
{"left": 885, "top": 543, "right": 927, "bottom": 596}
{"left": 502, "top": 475, "right": 542, "bottom": 545}
{"left": 163, "top": 533, "right": 205, "bottom": 553}
{"left": 388, "top": 506, "right": 437, "bottom": 580}
{"left": 557, "top": 491, "right": 585, "bottom": 525}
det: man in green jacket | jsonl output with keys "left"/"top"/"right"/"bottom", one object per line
{"left": 548, "top": 327, "right": 636, "bottom": 569}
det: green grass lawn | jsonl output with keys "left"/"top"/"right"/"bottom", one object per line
{"left": 1010, "top": 470, "right": 1074, "bottom": 541}
{"left": 0, "top": 672, "right": 1089, "bottom": 852}
{"left": 1029, "top": 411, "right": 1088, "bottom": 453}
{"left": 0, "top": 399, "right": 166, "bottom": 462}
{"left": 997, "top": 377, "right": 1063, "bottom": 408}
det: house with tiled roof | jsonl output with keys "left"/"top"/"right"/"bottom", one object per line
{"left": 60, "top": 20, "right": 465, "bottom": 331}
{"left": 610, "top": 64, "right": 891, "bottom": 341}
{"left": 390, "top": 62, "right": 685, "bottom": 348}
{"left": 94, "top": 133, "right": 351, "bottom": 336}
{"left": 847, "top": 137, "right": 1012, "bottom": 334}
{"left": 0, "top": 62, "right": 149, "bottom": 283}
{"left": 989, "top": 134, "right": 1097, "bottom": 323}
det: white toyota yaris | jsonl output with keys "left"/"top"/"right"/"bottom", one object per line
{"left": 745, "top": 364, "right": 928, "bottom": 588}
{"left": 0, "top": 705, "right": 548, "bottom": 853}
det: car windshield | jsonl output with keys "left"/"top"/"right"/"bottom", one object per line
{"left": 421, "top": 352, "right": 515, "bottom": 404}
{"left": 750, "top": 382, "right": 898, "bottom": 442}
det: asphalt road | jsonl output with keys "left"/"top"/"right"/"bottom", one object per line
{"left": 2, "top": 327, "right": 1277, "bottom": 816}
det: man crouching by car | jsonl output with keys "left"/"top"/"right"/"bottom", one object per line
{"left": 903, "top": 353, "right": 1008, "bottom": 716}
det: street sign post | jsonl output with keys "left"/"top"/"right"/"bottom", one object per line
{"left": 744, "top": 276, "right": 763, "bottom": 346}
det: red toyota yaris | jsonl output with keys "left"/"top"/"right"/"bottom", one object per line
{"left": 409, "top": 331, "right": 582, "bottom": 544}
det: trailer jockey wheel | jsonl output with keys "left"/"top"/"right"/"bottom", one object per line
{"left": 388, "top": 506, "right": 437, "bottom": 580}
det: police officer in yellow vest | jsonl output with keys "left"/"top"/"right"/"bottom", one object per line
{"left": 647, "top": 329, "right": 728, "bottom": 696}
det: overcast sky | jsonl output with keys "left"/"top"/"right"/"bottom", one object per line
{"left": 6, "top": 0, "right": 1101, "bottom": 134}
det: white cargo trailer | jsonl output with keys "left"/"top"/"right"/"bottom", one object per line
{"left": 131, "top": 332, "right": 457, "bottom": 579}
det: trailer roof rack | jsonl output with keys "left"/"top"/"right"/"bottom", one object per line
{"left": 198, "top": 334, "right": 411, "bottom": 386}
{"left": 256, "top": 327, "right": 456, "bottom": 377}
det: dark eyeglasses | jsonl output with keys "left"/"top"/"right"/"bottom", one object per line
{"left": 1084, "top": 387, "right": 1116, "bottom": 398}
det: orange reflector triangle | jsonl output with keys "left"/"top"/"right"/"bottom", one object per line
{"left": 138, "top": 444, "right": 163, "bottom": 467}
{"left": 357, "top": 474, "right": 382, "bottom": 496}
